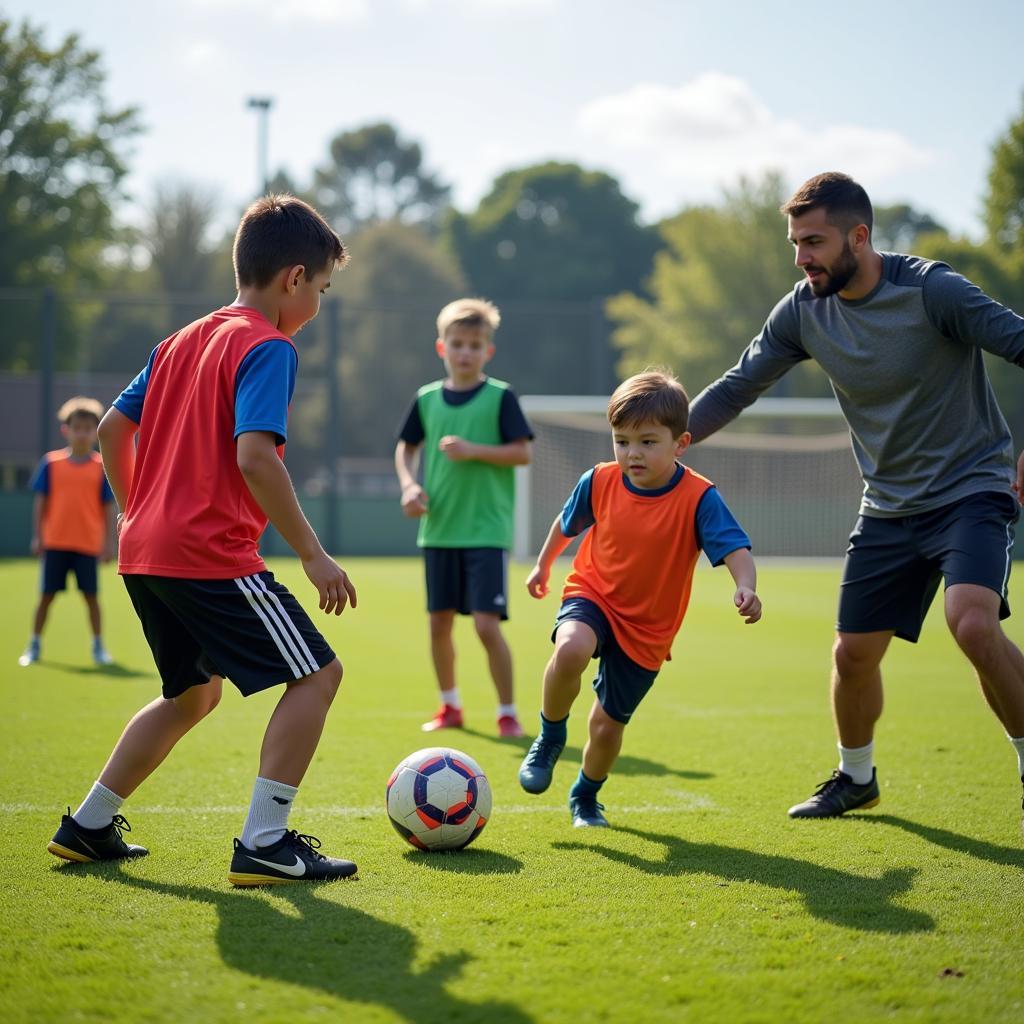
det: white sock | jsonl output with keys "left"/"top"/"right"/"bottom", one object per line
{"left": 73, "top": 781, "right": 124, "bottom": 830}
{"left": 838, "top": 741, "right": 874, "bottom": 786}
{"left": 240, "top": 777, "right": 299, "bottom": 850}
{"left": 498, "top": 703, "right": 517, "bottom": 719}
{"left": 440, "top": 688, "right": 461, "bottom": 709}
{"left": 1008, "top": 735, "right": 1024, "bottom": 777}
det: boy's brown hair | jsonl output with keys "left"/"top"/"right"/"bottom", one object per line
{"left": 780, "top": 171, "right": 874, "bottom": 236}
{"left": 57, "top": 396, "right": 105, "bottom": 426}
{"left": 233, "top": 194, "right": 348, "bottom": 288}
{"left": 436, "top": 297, "right": 501, "bottom": 339}
{"left": 607, "top": 370, "right": 689, "bottom": 437}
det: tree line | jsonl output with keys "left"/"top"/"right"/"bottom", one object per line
{"left": 3, "top": 16, "right": 1024, "bottom": 457}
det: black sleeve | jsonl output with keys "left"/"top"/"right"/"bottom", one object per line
{"left": 397, "top": 397, "right": 425, "bottom": 445}
{"left": 499, "top": 388, "right": 534, "bottom": 443}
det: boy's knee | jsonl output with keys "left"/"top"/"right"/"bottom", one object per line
{"left": 316, "top": 658, "right": 344, "bottom": 701}
{"left": 552, "top": 637, "right": 592, "bottom": 676}
{"left": 949, "top": 609, "right": 1000, "bottom": 666}
{"left": 832, "top": 634, "right": 884, "bottom": 680}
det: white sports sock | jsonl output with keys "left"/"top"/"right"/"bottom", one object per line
{"left": 440, "top": 688, "right": 461, "bottom": 709}
{"left": 1008, "top": 735, "right": 1024, "bottom": 777}
{"left": 838, "top": 741, "right": 874, "bottom": 786}
{"left": 73, "top": 781, "right": 124, "bottom": 830}
{"left": 497, "top": 704, "right": 517, "bottom": 719}
{"left": 240, "top": 777, "right": 299, "bottom": 850}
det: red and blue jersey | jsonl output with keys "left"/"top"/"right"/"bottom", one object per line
{"left": 560, "top": 462, "right": 750, "bottom": 669}
{"left": 113, "top": 305, "right": 298, "bottom": 579}
{"left": 30, "top": 450, "right": 113, "bottom": 556}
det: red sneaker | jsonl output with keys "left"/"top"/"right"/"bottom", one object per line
{"left": 497, "top": 714, "right": 525, "bottom": 738}
{"left": 421, "top": 704, "right": 464, "bottom": 732}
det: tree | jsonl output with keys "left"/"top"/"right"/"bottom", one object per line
{"left": 144, "top": 180, "right": 221, "bottom": 294}
{"left": 985, "top": 94, "right": 1024, "bottom": 251}
{"left": 311, "top": 122, "right": 450, "bottom": 235}
{"left": 446, "top": 161, "right": 658, "bottom": 303}
{"left": 872, "top": 203, "right": 947, "bottom": 252}
{"left": 0, "top": 17, "right": 142, "bottom": 368}
{"left": 607, "top": 173, "right": 828, "bottom": 397}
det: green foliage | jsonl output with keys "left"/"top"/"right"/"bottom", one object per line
{"left": 311, "top": 122, "right": 451, "bottom": 236}
{"left": 2, "top": 557, "right": 1024, "bottom": 1022}
{"left": 608, "top": 173, "right": 828, "bottom": 396}
{"left": 873, "top": 203, "right": 947, "bottom": 252}
{"left": 0, "top": 17, "right": 142, "bottom": 369}
{"left": 985, "top": 93, "right": 1024, "bottom": 251}
{"left": 446, "top": 161, "right": 658, "bottom": 302}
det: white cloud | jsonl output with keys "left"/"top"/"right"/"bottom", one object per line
{"left": 187, "top": 0, "right": 369, "bottom": 22}
{"left": 577, "top": 72, "right": 939, "bottom": 216}
{"left": 182, "top": 40, "right": 224, "bottom": 67}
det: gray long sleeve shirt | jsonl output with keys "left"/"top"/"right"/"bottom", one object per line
{"left": 687, "top": 253, "right": 1024, "bottom": 516}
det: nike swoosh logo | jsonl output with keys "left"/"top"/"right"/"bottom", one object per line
{"left": 249, "top": 854, "right": 305, "bottom": 877}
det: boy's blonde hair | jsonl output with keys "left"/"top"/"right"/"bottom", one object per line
{"left": 57, "top": 396, "right": 105, "bottom": 426}
{"left": 436, "top": 297, "right": 501, "bottom": 339}
{"left": 607, "top": 370, "right": 689, "bottom": 437}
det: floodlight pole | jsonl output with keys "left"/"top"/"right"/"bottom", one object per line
{"left": 246, "top": 97, "right": 274, "bottom": 195}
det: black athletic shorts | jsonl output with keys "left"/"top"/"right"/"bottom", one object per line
{"left": 424, "top": 547, "right": 509, "bottom": 619}
{"left": 553, "top": 597, "right": 658, "bottom": 725}
{"left": 838, "top": 490, "right": 1018, "bottom": 643}
{"left": 122, "top": 571, "right": 336, "bottom": 699}
{"left": 41, "top": 549, "right": 98, "bottom": 595}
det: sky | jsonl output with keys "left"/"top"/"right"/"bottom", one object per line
{"left": 8, "top": 0, "right": 1024, "bottom": 239}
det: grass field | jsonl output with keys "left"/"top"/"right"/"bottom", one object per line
{"left": 2, "top": 556, "right": 1023, "bottom": 1023}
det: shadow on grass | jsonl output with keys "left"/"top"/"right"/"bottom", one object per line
{"left": 44, "top": 660, "right": 150, "bottom": 679}
{"left": 553, "top": 825, "right": 934, "bottom": 934}
{"left": 863, "top": 814, "right": 1024, "bottom": 870}
{"left": 66, "top": 867, "right": 534, "bottom": 1023}
{"left": 400, "top": 847, "right": 524, "bottom": 874}
{"left": 462, "top": 728, "right": 712, "bottom": 781}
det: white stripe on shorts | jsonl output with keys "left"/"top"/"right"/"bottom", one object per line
{"left": 1001, "top": 520, "right": 1014, "bottom": 599}
{"left": 232, "top": 576, "right": 310, "bottom": 679}
{"left": 249, "top": 573, "right": 321, "bottom": 671}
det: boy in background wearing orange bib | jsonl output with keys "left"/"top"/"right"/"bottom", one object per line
{"left": 519, "top": 370, "right": 762, "bottom": 827}
{"left": 20, "top": 397, "right": 116, "bottom": 668}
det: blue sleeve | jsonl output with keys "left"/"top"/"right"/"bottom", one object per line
{"left": 100, "top": 474, "right": 114, "bottom": 504}
{"left": 234, "top": 340, "right": 297, "bottom": 444}
{"left": 29, "top": 457, "right": 49, "bottom": 496}
{"left": 499, "top": 389, "right": 534, "bottom": 442}
{"left": 113, "top": 347, "right": 158, "bottom": 424}
{"left": 559, "top": 469, "right": 596, "bottom": 537}
{"left": 695, "top": 487, "right": 751, "bottom": 566}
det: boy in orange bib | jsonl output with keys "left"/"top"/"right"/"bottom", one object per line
{"left": 519, "top": 370, "right": 762, "bottom": 827}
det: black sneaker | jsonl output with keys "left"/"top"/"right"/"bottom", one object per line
{"left": 47, "top": 809, "right": 148, "bottom": 862}
{"left": 518, "top": 737, "right": 565, "bottom": 794}
{"left": 569, "top": 795, "right": 609, "bottom": 828}
{"left": 228, "top": 830, "right": 358, "bottom": 887}
{"left": 787, "top": 768, "right": 880, "bottom": 819}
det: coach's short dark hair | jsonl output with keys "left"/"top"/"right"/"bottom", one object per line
{"left": 608, "top": 369, "right": 689, "bottom": 437}
{"left": 780, "top": 172, "right": 873, "bottom": 235}
{"left": 233, "top": 194, "right": 348, "bottom": 288}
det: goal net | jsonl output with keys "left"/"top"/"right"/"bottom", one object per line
{"left": 515, "top": 396, "right": 862, "bottom": 560}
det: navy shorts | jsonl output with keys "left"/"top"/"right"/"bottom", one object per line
{"left": 123, "top": 571, "right": 336, "bottom": 699}
{"left": 41, "top": 550, "right": 98, "bottom": 595}
{"left": 553, "top": 597, "right": 658, "bottom": 724}
{"left": 424, "top": 547, "right": 509, "bottom": 620}
{"left": 838, "top": 490, "right": 1018, "bottom": 643}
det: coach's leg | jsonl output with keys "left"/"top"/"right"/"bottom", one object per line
{"left": 97, "top": 676, "right": 224, "bottom": 798}
{"left": 945, "top": 584, "right": 1024, "bottom": 736}
{"left": 473, "top": 611, "right": 514, "bottom": 705}
{"left": 429, "top": 610, "right": 458, "bottom": 693}
{"left": 258, "top": 659, "right": 343, "bottom": 787}
{"left": 831, "top": 630, "right": 893, "bottom": 747}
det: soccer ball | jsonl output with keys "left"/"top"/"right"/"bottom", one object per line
{"left": 385, "top": 747, "right": 492, "bottom": 851}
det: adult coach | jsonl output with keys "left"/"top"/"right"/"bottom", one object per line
{"left": 687, "top": 171, "right": 1024, "bottom": 821}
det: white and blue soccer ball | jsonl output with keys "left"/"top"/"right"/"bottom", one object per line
{"left": 386, "top": 747, "right": 492, "bottom": 851}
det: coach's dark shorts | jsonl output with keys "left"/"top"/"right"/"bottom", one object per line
{"left": 123, "top": 571, "right": 336, "bottom": 699}
{"left": 838, "top": 491, "right": 1018, "bottom": 643}
{"left": 424, "top": 547, "right": 509, "bottom": 619}
{"left": 553, "top": 597, "right": 658, "bottom": 724}
{"left": 41, "top": 549, "right": 98, "bottom": 595}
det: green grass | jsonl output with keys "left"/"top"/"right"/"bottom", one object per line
{"left": 2, "top": 556, "right": 1023, "bottom": 1023}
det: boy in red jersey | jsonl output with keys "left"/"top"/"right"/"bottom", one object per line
{"left": 47, "top": 195, "right": 360, "bottom": 886}
{"left": 518, "top": 370, "right": 762, "bottom": 827}
{"left": 19, "top": 397, "right": 116, "bottom": 668}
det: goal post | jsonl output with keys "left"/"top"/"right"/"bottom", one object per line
{"left": 515, "top": 395, "right": 861, "bottom": 561}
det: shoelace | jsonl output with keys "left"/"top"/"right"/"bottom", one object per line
{"left": 110, "top": 815, "right": 133, "bottom": 838}
{"left": 525, "top": 741, "right": 559, "bottom": 766}
{"left": 286, "top": 831, "right": 326, "bottom": 861}
{"left": 812, "top": 770, "right": 845, "bottom": 795}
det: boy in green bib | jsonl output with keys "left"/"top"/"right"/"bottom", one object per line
{"left": 395, "top": 298, "right": 534, "bottom": 737}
